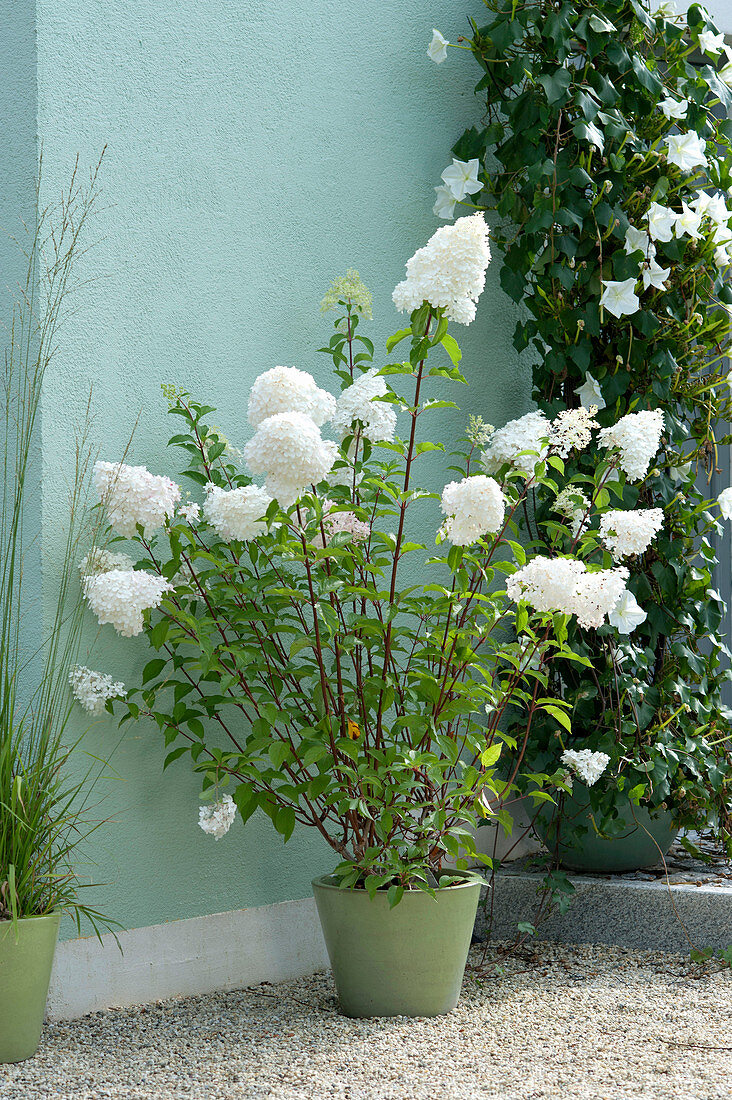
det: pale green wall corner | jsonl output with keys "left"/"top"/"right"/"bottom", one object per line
{"left": 2, "top": 1, "right": 532, "bottom": 937}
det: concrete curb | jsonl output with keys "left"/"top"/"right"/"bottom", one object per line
{"left": 481, "top": 869, "right": 732, "bottom": 953}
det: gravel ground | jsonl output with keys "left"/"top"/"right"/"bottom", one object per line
{"left": 1, "top": 941, "right": 731, "bottom": 1100}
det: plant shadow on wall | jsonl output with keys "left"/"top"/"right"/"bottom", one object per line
{"left": 427, "top": 0, "right": 732, "bottom": 916}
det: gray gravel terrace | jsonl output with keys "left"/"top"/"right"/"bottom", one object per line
{"left": 1, "top": 941, "right": 731, "bottom": 1100}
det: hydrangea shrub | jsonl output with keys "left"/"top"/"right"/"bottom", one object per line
{"left": 78, "top": 217, "right": 683, "bottom": 895}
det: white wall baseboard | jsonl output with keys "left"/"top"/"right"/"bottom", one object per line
{"left": 47, "top": 897, "right": 329, "bottom": 1021}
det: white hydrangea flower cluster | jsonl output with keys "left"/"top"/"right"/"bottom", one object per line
{"left": 82, "top": 569, "right": 171, "bottom": 637}
{"left": 204, "top": 484, "right": 272, "bottom": 542}
{"left": 482, "top": 410, "right": 550, "bottom": 476}
{"left": 506, "top": 557, "right": 585, "bottom": 615}
{"left": 322, "top": 509, "right": 371, "bottom": 543}
{"left": 553, "top": 487, "right": 591, "bottom": 536}
{"left": 247, "top": 366, "right": 336, "bottom": 429}
{"left": 598, "top": 409, "right": 664, "bottom": 481}
{"left": 718, "top": 486, "right": 732, "bottom": 519}
{"left": 319, "top": 270, "right": 373, "bottom": 319}
{"left": 78, "top": 547, "right": 134, "bottom": 578}
{"left": 440, "top": 475, "right": 506, "bottom": 546}
{"left": 243, "top": 411, "right": 339, "bottom": 507}
{"left": 572, "top": 567, "right": 630, "bottom": 630}
{"left": 330, "top": 368, "right": 397, "bottom": 443}
{"left": 549, "top": 406, "right": 598, "bottom": 458}
{"left": 561, "top": 748, "right": 610, "bottom": 787}
{"left": 465, "top": 415, "right": 494, "bottom": 447}
{"left": 392, "top": 213, "right": 491, "bottom": 325}
{"left": 198, "top": 794, "right": 237, "bottom": 840}
{"left": 94, "top": 461, "right": 181, "bottom": 538}
{"left": 69, "top": 665, "right": 126, "bottom": 716}
{"left": 178, "top": 502, "right": 201, "bottom": 524}
{"left": 507, "top": 556, "right": 630, "bottom": 630}
{"left": 598, "top": 508, "right": 664, "bottom": 559}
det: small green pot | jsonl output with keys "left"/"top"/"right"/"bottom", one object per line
{"left": 312, "top": 874, "right": 481, "bottom": 1018}
{"left": 0, "top": 912, "right": 60, "bottom": 1063}
{"left": 535, "top": 792, "right": 679, "bottom": 873}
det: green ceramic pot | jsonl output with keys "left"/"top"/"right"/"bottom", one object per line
{"left": 535, "top": 792, "right": 679, "bottom": 873}
{"left": 0, "top": 912, "right": 60, "bottom": 1063}
{"left": 312, "top": 874, "right": 481, "bottom": 1018}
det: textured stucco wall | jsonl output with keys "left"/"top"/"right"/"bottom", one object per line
{"left": 0, "top": 1, "right": 42, "bottom": 700}
{"left": 21, "top": 1, "right": 531, "bottom": 936}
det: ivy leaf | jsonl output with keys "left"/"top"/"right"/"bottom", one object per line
{"left": 589, "top": 13, "right": 616, "bottom": 33}
{"left": 538, "top": 68, "right": 572, "bottom": 106}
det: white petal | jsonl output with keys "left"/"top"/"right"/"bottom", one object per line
{"left": 428, "top": 29, "right": 449, "bottom": 64}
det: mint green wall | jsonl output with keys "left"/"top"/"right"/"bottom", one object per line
{"left": 19, "top": 1, "right": 531, "bottom": 936}
{"left": 0, "top": 1, "right": 42, "bottom": 700}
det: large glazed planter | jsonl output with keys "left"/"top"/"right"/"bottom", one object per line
{"left": 312, "top": 874, "right": 481, "bottom": 1018}
{"left": 535, "top": 792, "right": 679, "bottom": 874}
{"left": 0, "top": 912, "right": 60, "bottom": 1063}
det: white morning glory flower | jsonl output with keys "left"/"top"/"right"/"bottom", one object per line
{"left": 625, "top": 226, "right": 655, "bottom": 256}
{"left": 719, "top": 46, "right": 732, "bottom": 87}
{"left": 428, "top": 29, "right": 449, "bottom": 64}
{"left": 713, "top": 222, "right": 732, "bottom": 248}
{"left": 576, "top": 373, "right": 606, "bottom": 410}
{"left": 692, "top": 190, "right": 718, "bottom": 218}
{"left": 715, "top": 245, "right": 732, "bottom": 269}
{"left": 641, "top": 256, "right": 671, "bottom": 291}
{"left": 706, "top": 193, "right": 731, "bottom": 226}
{"left": 646, "top": 202, "right": 678, "bottom": 242}
{"left": 609, "top": 590, "right": 647, "bottom": 634}
{"left": 440, "top": 158, "right": 482, "bottom": 201}
{"left": 699, "top": 29, "right": 725, "bottom": 55}
{"left": 659, "top": 96, "right": 688, "bottom": 120}
{"left": 433, "top": 185, "right": 456, "bottom": 220}
{"left": 600, "top": 278, "right": 640, "bottom": 319}
{"left": 665, "top": 132, "right": 708, "bottom": 172}
{"left": 648, "top": 0, "right": 676, "bottom": 16}
{"left": 669, "top": 462, "right": 691, "bottom": 483}
{"left": 718, "top": 487, "right": 732, "bottom": 520}
{"left": 674, "top": 202, "right": 703, "bottom": 240}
